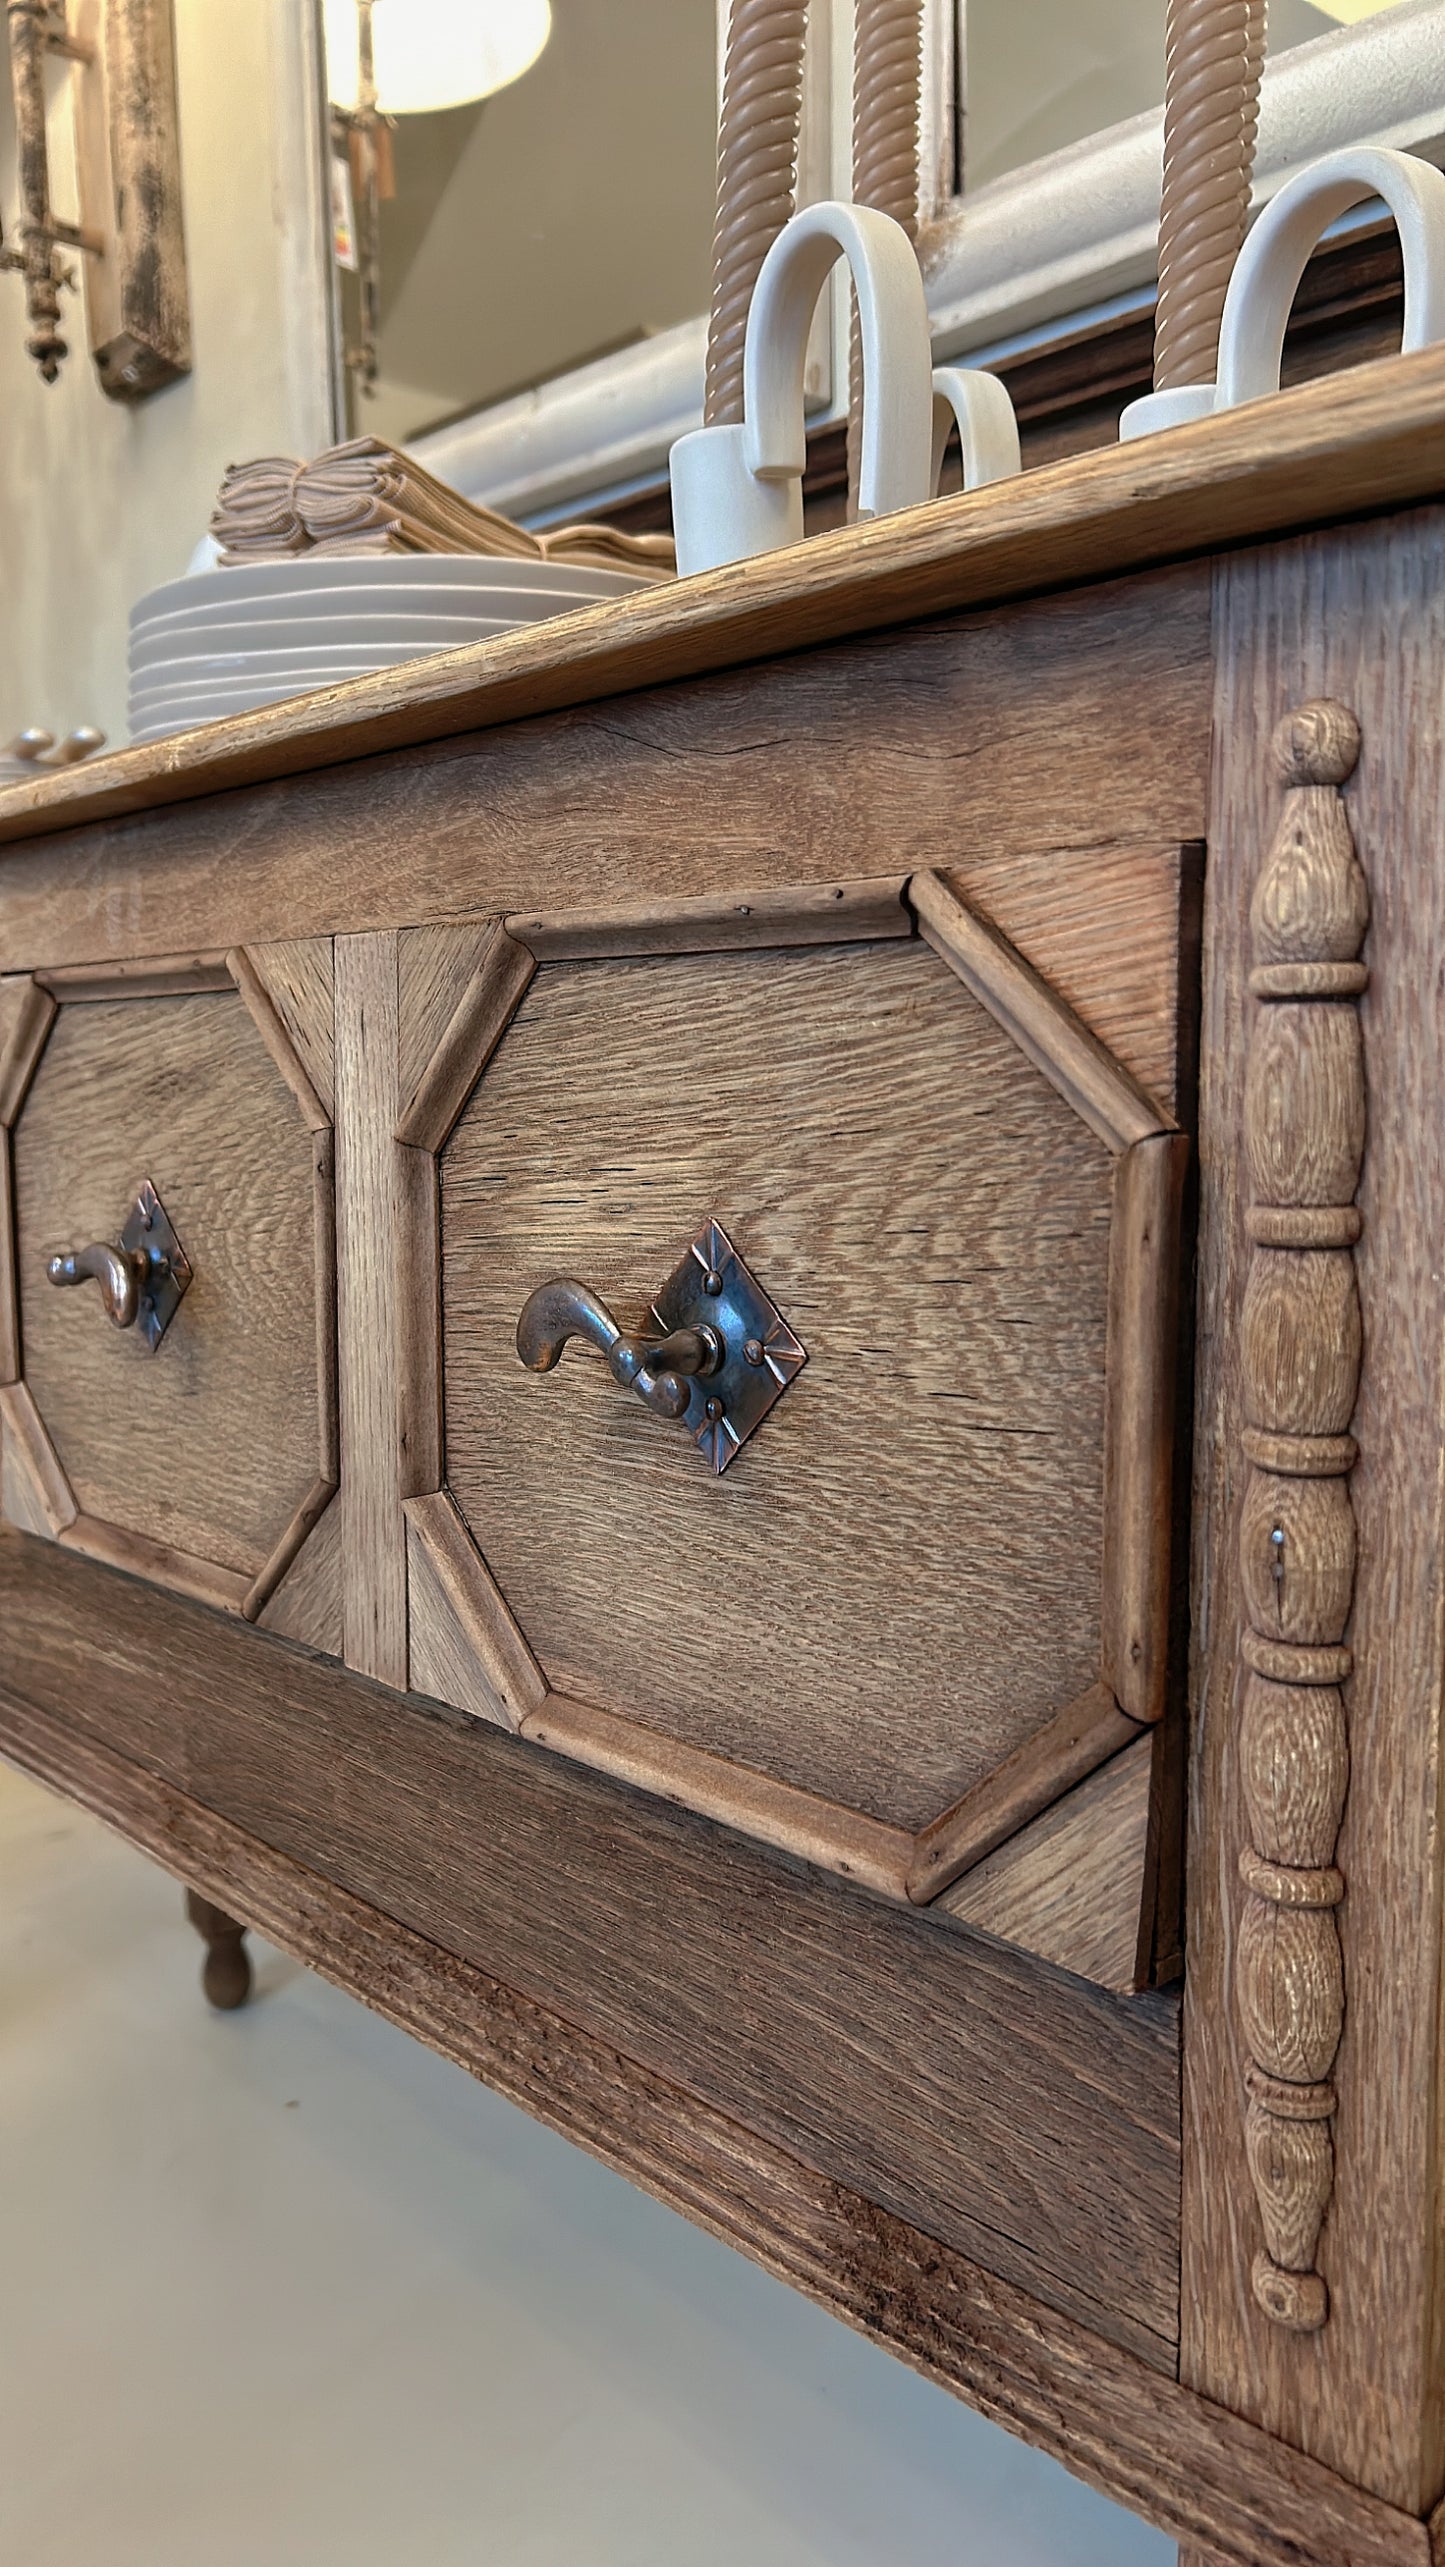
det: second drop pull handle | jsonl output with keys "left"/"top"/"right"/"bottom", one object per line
{"left": 45, "top": 1179, "right": 192, "bottom": 1353}
{"left": 48, "top": 1239, "right": 144, "bottom": 1329}
{"left": 516, "top": 1277, "right": 722, "bottom": 1422}
{"left": 513, "top": 1221, "right": 807, "bottom": 1475}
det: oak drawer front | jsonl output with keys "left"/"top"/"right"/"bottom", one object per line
{"left": 0, "top": 950, "right": 337, "bottom": 1621}
{"left": 396, "top": 869, "right": 1192, "bottom": 1961}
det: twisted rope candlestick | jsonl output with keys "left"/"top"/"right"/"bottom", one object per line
{"left": 1154, "top": 0, "right": 1266, "bottom": 389}
{"left": 848, "top": 0, "right": 923, "bottom": 510}
{"left": 704, "top": 0, "right": 809, "bottom": 427}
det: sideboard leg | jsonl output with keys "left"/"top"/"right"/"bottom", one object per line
{"left": 185, "top": 1889, "right": 252, "bottom": 2010}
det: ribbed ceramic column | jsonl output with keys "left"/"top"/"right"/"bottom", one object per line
{"left": 704, "top": 0, "right": 810, "bottom": 427}
{"left": 848, "top": 0, "right": 923, "bottom": 510}
{"left": 1154, "top": 0, "right": 1266, "bottom": 390}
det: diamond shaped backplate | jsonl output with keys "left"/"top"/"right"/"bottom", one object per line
{"left": 120, "top": 1178, "right": 192, "bottom": 1353}
{"left": 650, "top": 1219, "right": 805, "bottom": 1473}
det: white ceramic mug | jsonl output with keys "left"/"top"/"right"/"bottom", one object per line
{"left": 1121, "top": 145, "right": 1445, "bottom": 441}
{"left": 671, "top": 199, "right": 934, "bottom": 576}
{"left": 929, "top": 366, "right": 1022, "bottom": 494}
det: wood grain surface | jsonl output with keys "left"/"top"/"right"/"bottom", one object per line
{"left": 227, "top": 947, "right": 329, "bottom": 1134}
{"left": 33, "top": 952, "right": 231, "bottom": 1001}
{"left": 80, "top": 0, "right": 192, "bottom": 397}
{"left": 333, "top": 936, "right": 407, "bottom": 1687}
{"left": 0, "top": 1134, "right": 16, "bottom": 1385}
{"left": 12, "top": 991, "right": 321, "bottom": 1578}
{"left": 404, "top": 1489, "right": 546, "bottom": 1731}
{"left": 1183, "top": 511, "right": 1445, "bottom": 2510}
{"left": 906, "top": 1687, "right": 1141, "bottom": 1903}
{"left": 941, "top": 1731, "right": 1156, "bottom": 1993}
{"left": 0, "top": 975, "right": 56, "bottom": 1126}
{"left": 405, "top": 1504, "right": 518, "bottom": 1728}
{"left": 441, "top": 937, "right": 1114, "bottom": 1832}
{"left": 0, "top": 1380, "right": 75, "bottom": 1533}
{"left": 519, "top": 1691, "right": 917, "bottom": 1904}
{"left": 256, "top": 1490, "right": 344, "bottom": 1658}
{"left": 1102, "top": 1133, "right": 1190, "bottom": 1723}
{"left": 0, "top": 1398, "right": 59, "bottom": 1537}
{"left": 507, "top": 877, "right": 913, "bottom": 961}
{"left": 0, "top": 570, "right": 1213, "bottom": 971}
{"left": 396, "top": 1142, "right": 442, "bottom": 1500}
{"left": 395, "top": 925, "right": 536, "bottom": 1153}
{"left": 1, "top": 344, "right": 1443, "bottom": 852}
{"left": 941, "top": 840, "right": 1200, "bottom": 1122}
{"left": 0, "top": 1526, "right": 1182, "bottom": 2365}
{"left": 61, "top": 1509, "right": 251, "bottom": 1616}
{"left": 234, "top": 938, "right": 336, "bottom": 1120}
{"left": 911, "top": 870, "right": 1171, "bottom": 1152}
{"left": 0, "top": 1645, "right": 1430, "bottom": 2567}
{"left": 397, "top": 920, "right": 502, "bottom": 1115}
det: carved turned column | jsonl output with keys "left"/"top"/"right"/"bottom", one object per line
{"left": 1236, "top": 698, "right": 1366, "bottom": 2332}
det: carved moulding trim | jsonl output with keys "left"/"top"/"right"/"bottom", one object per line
{"left": 0, "top": 948, "right": 338, "bottom": 1621}
{"left": 396, "top": 878, "right": 1186, "bottom": 1943}
{"left": 1236, "top": 697, "right": 1367, "bottom": 2333}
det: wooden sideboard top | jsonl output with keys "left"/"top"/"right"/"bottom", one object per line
{"left": 3, "top": 339, "right": 1445, "bottom": 855}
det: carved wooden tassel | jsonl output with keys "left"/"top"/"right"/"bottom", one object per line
{"left": 1236, "top": 697, "right": 1366, "bottom": 2333}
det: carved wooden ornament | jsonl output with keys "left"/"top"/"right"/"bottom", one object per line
{"left": 1237, "top": 699, "right": 1366, "bottom": 2332}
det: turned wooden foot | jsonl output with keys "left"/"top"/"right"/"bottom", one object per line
{"left": 185, "top": 1890, "right": 252, "bottom": 2009}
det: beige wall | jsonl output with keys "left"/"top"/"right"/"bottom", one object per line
{"left": 0, "top": 0, "right": 335, "bottom": 751}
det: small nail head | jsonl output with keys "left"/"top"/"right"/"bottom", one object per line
{"left": 705, "top": 1396, "right": 724, "bottom": 1421}
{"left": 703, "top": 1269, "right": 723, "bottom": 1295}
{"left": 744, "top": 1338, "right": 764, "bottom": 1367}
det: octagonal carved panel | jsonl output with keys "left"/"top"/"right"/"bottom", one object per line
{"left": 393, "top": 874, "right": 1187, "bottom": 1944}
{"left": 0, "top": 945, "right": 337, "bottom": 1621}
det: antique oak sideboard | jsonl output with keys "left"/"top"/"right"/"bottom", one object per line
{"left": 4, "top": 347, "right": 1445, "bottom": 2565}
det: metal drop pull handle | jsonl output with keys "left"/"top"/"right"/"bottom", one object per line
{"left": 48, "top": 1239, "right": 146, "bottom": 1330}
{"left": 46, "top": 1180, "right": 192, "bottom": 1353}
{"left": 513, "top": 1221, "right": 807, "bottom": 1475}
{"left": 515, "top": 1278, "right": 723, "bottom": 1421}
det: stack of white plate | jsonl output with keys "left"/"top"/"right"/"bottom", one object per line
{"left": 127, "top": 555, "right": 654, "bottom": 744}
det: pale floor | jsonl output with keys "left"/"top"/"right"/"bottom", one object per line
{"left": 0, "top": 1758, "right": 1174, "bottom": 2567}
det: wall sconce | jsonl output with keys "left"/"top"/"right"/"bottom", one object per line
{"left": 1, "top": 0, "right": 190, "bottom": 397}
{"left": 324, "top": 0, "right": 551, "bottom": 397}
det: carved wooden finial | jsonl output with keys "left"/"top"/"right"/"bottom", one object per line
{"left": 1270, "top": 700, "right": 1362, "bottom": 790}
{"left": 1236, "top": 696, "right": 1366, "bottom": 2332}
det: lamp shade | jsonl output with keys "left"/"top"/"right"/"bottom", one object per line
{"left": 324, "top": 0, "right": 552, "bottom": 116}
